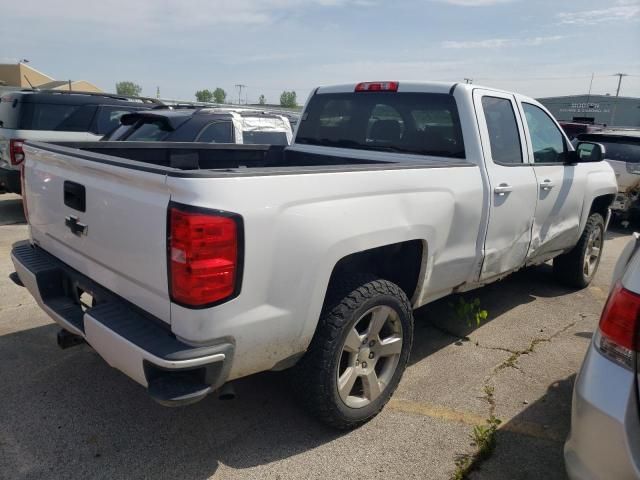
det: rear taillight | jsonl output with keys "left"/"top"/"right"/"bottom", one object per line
{"left": 168, "top": 204, "right": 242, "bottom": 307}
{"left": 9, "top": 139, "right": 25, "bottom": 166}
{"left": 355, "top": 81, "right": 399, "bottom": 92}
{"left": 595, "top": 282, "right": 640, "bottom": 369}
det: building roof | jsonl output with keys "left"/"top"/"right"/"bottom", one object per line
{"left": 538, "top": 94, "right": 640, "bottom": 101}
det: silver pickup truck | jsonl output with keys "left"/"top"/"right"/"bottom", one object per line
{"left": 11, "top": 81, "right": 617, "bottom": 429}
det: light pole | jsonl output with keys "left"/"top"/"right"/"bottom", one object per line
{"left": 610, "top": 73, "right": 628, "bottom": 126}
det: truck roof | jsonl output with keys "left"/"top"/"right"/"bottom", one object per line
{"left": 314, "top": 81, "right": 507, "bottom": 96}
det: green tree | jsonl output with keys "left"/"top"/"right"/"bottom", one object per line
{"left": 213, "top": 88, "right": 227, "bottom": 104}
{"left": 116, "top": 81, "right": 142, "bottom": 96}
{"left": 195, "top": 89, "right": 214, "bottom": 102}
{"left": 280, "top": 90, "right": 297, "bottom": 108}
{"left": 258, "top": 94, "right": 266, "bottom": 105}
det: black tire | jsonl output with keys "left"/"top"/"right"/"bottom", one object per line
{"left": 293, "top": 274, "right": 414, "bottom": 430}
{"left": 553, "top": 213, "right": 605, "bottom": 288}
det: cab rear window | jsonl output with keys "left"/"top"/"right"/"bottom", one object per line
{"left": 296, "top": 91, "right": 465, "bottom": 158}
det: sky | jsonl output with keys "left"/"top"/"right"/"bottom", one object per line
{"left": 1, "top": 0, "right": 639, "bottom": 104}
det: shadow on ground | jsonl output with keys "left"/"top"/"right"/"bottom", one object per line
{"left": 471, "top": 375, "right": 575, "bottom": 480}
{"left": 0, "top": 325, "right": 345, "bottom": 479}
{"left": 0, "top": 196, "right": 25, "bottom": 226}
{"left": 410, "top": 263, "right": 575, "bottom": 365}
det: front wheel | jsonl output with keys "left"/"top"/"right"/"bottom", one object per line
{"left": 294, "top": 275, "right": 414, "bottom": 430}
{"left": 553, "top": 213, "right": 605, "bottom": 288}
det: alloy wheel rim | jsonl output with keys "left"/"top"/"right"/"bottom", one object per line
{"left": 583, "top": 226, "right": 603, "bottom": 278}
{"left": 336, "top": 305, "right": 403, "bottom": 409}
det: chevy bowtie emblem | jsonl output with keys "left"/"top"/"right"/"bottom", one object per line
{"left": 65, "top": 215, "right": 88, "bottom": 236}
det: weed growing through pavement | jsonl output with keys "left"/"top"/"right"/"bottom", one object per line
{"left": 451, "top": 416, "right": 502, "bottom": 480}
{"left": 451, "top": 297, "right": 488, "bottom": 327}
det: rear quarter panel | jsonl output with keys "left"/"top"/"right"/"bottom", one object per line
{"left": 167, "top": 164, "right": 484, "bottom": 379}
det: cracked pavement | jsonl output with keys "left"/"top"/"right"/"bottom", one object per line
{"left": 0, "top": 192, "right": 633, "bottom": 479}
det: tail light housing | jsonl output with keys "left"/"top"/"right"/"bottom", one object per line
{"left": 9, "top": 139, "right": 25, "bottom": 166}
{"left": 595, "top": 282, "right": 640, "bottom": 369}
{"left": 168, "top": 204, "right": 243, "bottom": 308}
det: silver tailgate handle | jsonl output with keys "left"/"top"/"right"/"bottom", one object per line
{"left": 494, "top": 183, "right": 513, "bottom": 195}
{"left": 540, "top": 179, "right": 555, "bottom": 191}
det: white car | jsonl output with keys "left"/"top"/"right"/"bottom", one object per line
{"left": 11, "top": 81, "right": 617, "bottom": 429}
{"left": 564, "top": 233, "right": 640, "bottom": 479}
{"left": 0, "top": 90, "right": 159, "bottom": 194}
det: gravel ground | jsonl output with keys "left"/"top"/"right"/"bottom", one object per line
{"left": 0, "top": 192, "right": 631, "bottom": 479}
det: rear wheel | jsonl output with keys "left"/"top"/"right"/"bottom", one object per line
{"left": 294, "top": 274, "right": 414, "bottom": 430}
{"left": 553, "top": 213, "right": 604, "bottom": 288}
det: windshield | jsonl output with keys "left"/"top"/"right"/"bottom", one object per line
{"left": 296, "top": 91, "right": 465, "bottom": 158}
{"left": 243, "top": 131, "right": 288, "bottom": 145}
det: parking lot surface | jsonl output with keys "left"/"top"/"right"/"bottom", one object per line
{"left": 0, "top": 192, "right": 631, "bottom": 480}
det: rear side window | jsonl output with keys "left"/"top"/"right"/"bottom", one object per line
{"left": 481, "top": 97, "right": 523, "bottom": 164}
{"left": 0, "top": 96, "right": 20, "bottom": 129}
{"left": 522, "top": 103, "right": 566, "bottom": 163}
{"left": 19, "top": 103, "right": 96, "bottom": 131}
{"left": 296, "top": 92, "right": 465, "bottom": 158}
{"left": 196, "top": 121, "right": 233, "bottom": 143}
{"left": 243, "top": 131, "right": 288, "bottom": 145}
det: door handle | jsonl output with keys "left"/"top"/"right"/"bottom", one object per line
{"left": 540, "top": 179, "right": 555, "bottom": 191}
{"left": 494, "top": 183, "right": 513, "bottom": 195}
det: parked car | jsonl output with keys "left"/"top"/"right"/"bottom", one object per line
{"left": 576, "top": 129, "right": 640, "bottom": 223}
{"left": 0, "top": 90, "right": 160, "bottom": 194}
{"left": 564, "top": 232, "right": 640, "bottom": 479}
{"left": 559, "top": 121, "right": 604, "bottom": 140}
{"left": 11, "top": 81, "right": 616, "bottom": 429}
{"left": 102, "top": 107, "right": 293, "bottom": 145}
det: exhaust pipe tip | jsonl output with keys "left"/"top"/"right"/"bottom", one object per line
{"left": 217, "top": 383, "right": 236, "bottom": 401}
{"left": 57, "top": 329, "right": 85, "bottom": 349}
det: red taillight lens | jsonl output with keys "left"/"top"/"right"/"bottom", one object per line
{"left": 355, "top": 81, "right": 399, "bottom": 92}
{"left": 9, "top": 139, "right": 25, "bottom": 166}
{"left": 596, "top": 283, "right": 640, "bottom": 368}
{"left": 168, "top": 206, "right": 241, "bottom": 307}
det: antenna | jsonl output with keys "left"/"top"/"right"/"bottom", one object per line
{"left": 23, "top": 74, "right": 36, "bottom": 90}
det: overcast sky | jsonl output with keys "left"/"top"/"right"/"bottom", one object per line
{"left": 1, "top": 0, "right": 639, "bottom": 103}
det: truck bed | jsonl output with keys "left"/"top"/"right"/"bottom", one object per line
{"left": 34, "top": 141, "right": 472, "bottom": 177}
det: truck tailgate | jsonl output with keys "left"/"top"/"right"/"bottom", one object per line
{"left": 23, "top": 144, "right": 172, "bottom": 323}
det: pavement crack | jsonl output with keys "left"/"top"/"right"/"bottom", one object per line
{"left": 489, "top": 320, "right": 577, "bottom": 375}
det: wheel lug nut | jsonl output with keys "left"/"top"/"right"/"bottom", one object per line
{"left": 362, "top": 361, "right": 367, "bottom": 368}
{"left": 369, "top": 352, "right": 374, "bottom": 359}
{"left": 362, "top": 338, "right": 368, "bottom": 345}
{"left": 369, "top": 340, "right": 375, "bottom": 347}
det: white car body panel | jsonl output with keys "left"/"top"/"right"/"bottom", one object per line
{"left": 24, "top": 145, "right": 172, "bottom": 322}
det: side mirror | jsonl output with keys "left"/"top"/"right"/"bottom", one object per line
{"left": 572, "top": 141, "right": 606, "bottom": 163}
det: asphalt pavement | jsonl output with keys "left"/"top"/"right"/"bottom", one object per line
{"left": 0, "top": 192, "right": 631, "bottom": 480}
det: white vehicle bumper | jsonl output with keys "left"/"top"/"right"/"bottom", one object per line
{"left": 11, "top": 241, "right": 234, "bottom": 406}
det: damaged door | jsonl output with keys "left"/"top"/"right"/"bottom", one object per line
{"left": 473, "top": 89, "right": 538, "bottom": 280}
{"left": 518, "top": 100, "right": 584, "bottom": 260}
